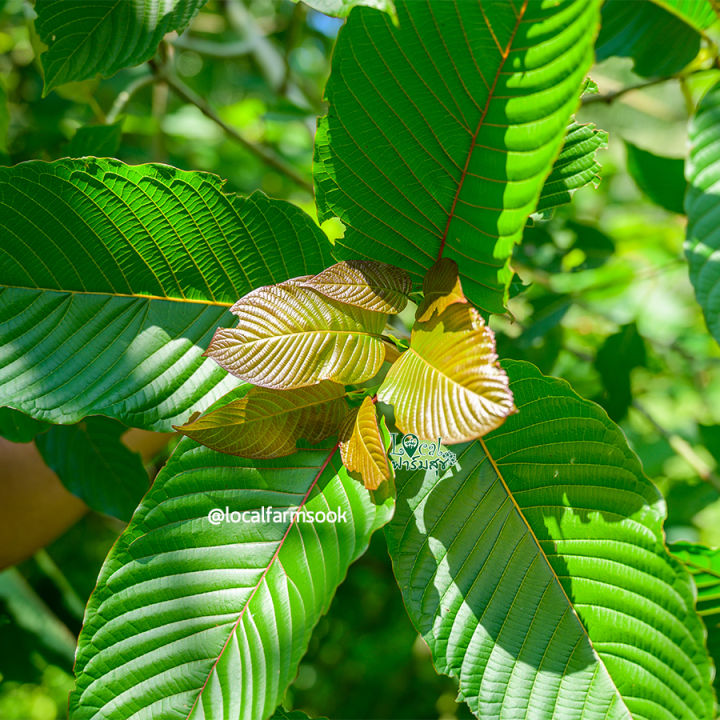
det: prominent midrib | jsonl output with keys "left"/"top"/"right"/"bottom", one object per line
{"left": 183, "top": 443, "right": 340, "bottom": 720}
{"left": 478, "top": 436, "right": 630, "bottom": 717}
{"left": 436, "top": 0, "right": 528, "bottom": 262}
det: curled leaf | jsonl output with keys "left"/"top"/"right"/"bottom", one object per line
{"left": 301, "top": 260, "right": 411, "bottom": 314}
{"left": 206, "top": 283, "right": 388, "bottom": 389}
{"left": 174, "top": 382, "right": 347, "bottom": 458}
{"left": 415, "top": 258, "right": 467, "bottom": 322}
{"left": 378, "top": 303, "right": 516, "bottom": 444}
{"left": 339, "top": 396, "right": 391, "bottom": 490}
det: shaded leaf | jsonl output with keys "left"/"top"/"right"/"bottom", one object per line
{"left": 175, "top": 382, "right": 348, "bottom": 458}
{"left": 0, "top": 407, "right": 50, "bottom": 443}
{"left": 415, "top": 258, "right": 467, "bottom": 323}
{"left": 206, "top": 283, "right": 388, "bottom": 389}
{"left": 699, "top": 424, "right": 720, "bottom": 466}
{"left": 300, "top": 260, "right": 410, "bottom": 314}
{"left": 70, "top": 437, "right": 393, "bottom": 719}
{"left": 35, "top": 0, "right": 208, "bottom": 93}
{"left": 271, "top": 709, "right": 329, "bottom": 720}
{"left": 339, "top": 396, "right": 390, "bottom": 490}
{"left": 378, "top": 303, "right": 515, "bottom": 445}
{"left": 386, "top": 360, "right": 714, "bottom": 720}
{"left": 625, "top": 141, "right": 686, "bottom": 214}
{"left": 686, "top": 80, "right": 720, "bottom": 346}
{"left": 536, "top": 118, "right": 608, "bottom": 213}
{"left": 35, "top": 416, "right": 150, "bottom": 523}
{"left": 314, "top": 0, "right": 600, "bottom": 314}
{"left": 0, "top": 159, "right": 333, "bottom": 430}
{"left": 65, "top": 121, "right": 123, "bottom": 157}
{"left": 596, "top": 0, "right": 704, "bottom": 78}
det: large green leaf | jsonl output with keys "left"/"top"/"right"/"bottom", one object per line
{"left": 70, "top": 433, "right": 392, "bottom": 720}
{"left": 671, "top": 541, "right": 720, "bottom": 692}
{"left": 625, "top": 141, "right": 686, "bottom": 215}
{"left": 314, "top": 0, "right": 600, "bottom": 314}
{"left": 386, "top": 360, "right": 713, "bottom": 719}
{"left": 35, "top": 416, "right": 150, "bottom": 522}
{"left": 651, "top": 0, "right": 716, "bottom": 31}
{"left": 35, "top": 0, "right": 208, "bottom": 93}
{"left": 596, "top": 0, "right": 706, "bottom": 78}
{"left": 686, "top": 80, "right": 720, "bottom": 346}
{"left": 0, "top": 159, "right": 333, "bottom": 430}
{"left": 0, "top": 407, "right": 50, "bottom": 443}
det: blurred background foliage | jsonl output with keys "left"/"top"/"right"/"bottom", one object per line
{"left": 1, "top": 0, "right": 720, "bottom": 718}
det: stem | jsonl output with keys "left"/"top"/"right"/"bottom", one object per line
{"left": 155, "top": 64, "right": 313, "bottom": 194}
{"left": 632, "top": 401, "right": 720, "bottom": 493}
{"left": 33, "top": 548, "right": 86, "bottom": 621}
{"left": 106, "top": 73, "right": 155, "bottom": 124}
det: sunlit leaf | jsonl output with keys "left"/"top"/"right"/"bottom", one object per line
{"left": 292, "top": 0, "right": 395, "bottom": 19}
{"left": 35, "top": 0, "right": 209, "bottom": 93}
{"left": 175, "top": 382, "right": 348, "bottom": 458}
{"left": 686, "top": 80, "right": 720, "bottom": 346}
{"left": 206, "top": 283, "right": 388, "bottom": 389}
{"left": 300, "top": 260, "right": 411, "bottom": 314}
{"left": 70, "top": 437, "right": 393, "bottom": 720}
{"left": 415, "top": 258, "right": 467, "bottom": 323}
{"left": 339, "top": 396, "right": 390, "bottom": 490}
{"left": 386, "top": 360, "right": 714, "bottom": 720}
{"left": 378, "top": 302, "right": 515, "bottom": 445}
{"left": 314, "top": 0, "right": 600, "bottom": 314}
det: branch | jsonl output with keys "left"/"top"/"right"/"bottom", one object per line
{"left": 106, "top": 73, "right": 155, "bottom": 124}
{"left": 154, "top": 64, "right": 314, "bottom": 195}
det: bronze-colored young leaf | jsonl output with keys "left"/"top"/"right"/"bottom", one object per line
{"left": 415, "top": 259, "right": 467, "bottom": 322}
{"left": 301, "top": 260, "right": 411, "bottom": 314}
{"left": 174, "top": 382, "right": 347, "bottom": 458}
{"left": 339, "top": 396, "right": 391, "bottom": 490}
{"left": 206, "top": 283, "right": 388, "bottom": 389}
{"left": 378, "top": 304, "right": 516, "bottom": 444}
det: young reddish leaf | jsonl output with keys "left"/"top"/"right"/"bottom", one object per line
{"left": 174, "top": 382, "right": 347, "bottom": 458}
{"left": 378, "top": 303, "right": 516, "bottom": 444}
{"left": 339, "top": 396, "right": 391, "bottom": 490}
{"left": 205, "top": 283, "right": 388, "bottom": 389}
{"left": 415, "top": 259, "right": 468, "bottom": 322}
{"left": 300, "top": 260, "right": 411, "bottom": 314}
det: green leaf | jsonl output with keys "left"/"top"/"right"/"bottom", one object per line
{"left": 35, "top": 0, "right": 208, "bottom": 94}
{"left": 593, "top": 323, "right": 647, "bottom": 421}
{"left": 339, "top": 395, "right": 391, "bottom": 490}
{"left": 671, "top": 541, "right": 720, "bottom": 692}
{"left": 206, "top": 282, "right": 389, "bottom": 389}
{"left": 699, "top": 424, "right": 720, "bottom": 466}
{"left": 625, "top": 141, "right": 686, "bottom": 215}
{"left": 292, "top": 0, "right": 394, "bottom": 19}
{"left": 35, "top": 416, "right": 150, "bottom": 522}
{"left": 0, "top": 407, "right": 50, "bottom": 443}
{"left": 386, "top": 360, "right": 714, "bottom": 719}
{"left": 69, "top": 438, "right": 393, "bottom": 720}
{"left": 651, "top": 0, "right": 717, "bottom": 30}
{"left": 271, "top": 709, "right": 328, "bottom": 720}
{"left": 300, "top": 260, "right": 411, "bottom": 314}
{"left": 175, "top": 382, "right": 348, "bottom": 458}
{"left": 0, "top": 159, "right": 333, "bottom": 430}
{"left": 0, "top": 78, "right": 8, "bottom": 155}
{"left": 378, "top": 302, "right": 516, "bottom": 445}
{"left": 536, "top": 118, "right": 608, "bottom": 214}
{"left": 314, "top": 0, "right": 600, "bottom": 314}
{"left": 65, "top": 121, "right": 123, "bottom": 157}
{"left": 686, "top": 80, "right": 720, "bottom": 346}
{"left": 596, "top": 0, "right": 705, "bottom": 78}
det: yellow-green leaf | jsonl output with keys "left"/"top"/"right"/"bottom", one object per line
{"left": 415, "top": 259, "right": 467, "bottom": 322}
{"left": 174, "top": 382, "right": 347, "bottom": 458}
{"left": 206, "top": 283, "right": 388, "bottom": 389}
{"left": 378, "top": 304, "right": 516, "bottom": 444}
{"left": 339, "top": 396, "right": 391, "bottom": 490}
{"left": 300, "top": 260, "right": 411, "bottom": 314}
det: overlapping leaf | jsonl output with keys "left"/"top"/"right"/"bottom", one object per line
{"left": 686, "top": 80, "right": 720, "bottom": 345}
{"left": 0, "top": 407, "right": 49, "bottom": 443}
{"left": 625, "top": 141, "right": 686, "bottom": 214}
{"left": 175, "top": 382, "right": 348, "bottom": 458}
{"left": 315, "top": 0, "right": 600, "bottom": 314}
{"left": 70, "top": 436, "right": 393, "bottom": 720}
{"left": 386, "top": 360, "right": 714, "bottom": 720}
{"left": 206, "top": 283, "right": 388, "bottom": 389}
{"left": 339, "top": 396, "right": 390, "bottom": 490}
{"left": 35, "top": 0, "right": 208, "bottom": 93}
{"left": 0, "top": 159, "right": 333, "bottom": 430}
{"left": 292, "top": 0, "right": 395, "bottom": 18}
{"left": 300, "top": 260, "right": 411, "bottom": 313}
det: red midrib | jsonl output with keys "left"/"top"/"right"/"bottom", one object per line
{"left": 185, "top": 443, "right": 340, "bottom": 719}
{"left": 436, "top": 1, "right": 529, "bottom": 261}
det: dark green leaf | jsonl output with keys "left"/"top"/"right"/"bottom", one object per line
{"left": 625, "top": 141, "right": 686, "bottom": 214}
{"left": 699, "top": 424, "right": 720, "bottom": 466}
{"left": 65, "top": 121, "right": 123, "bottom": 157}
{"left": 0, "top": 407, "right": 50, "bottom": 443}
